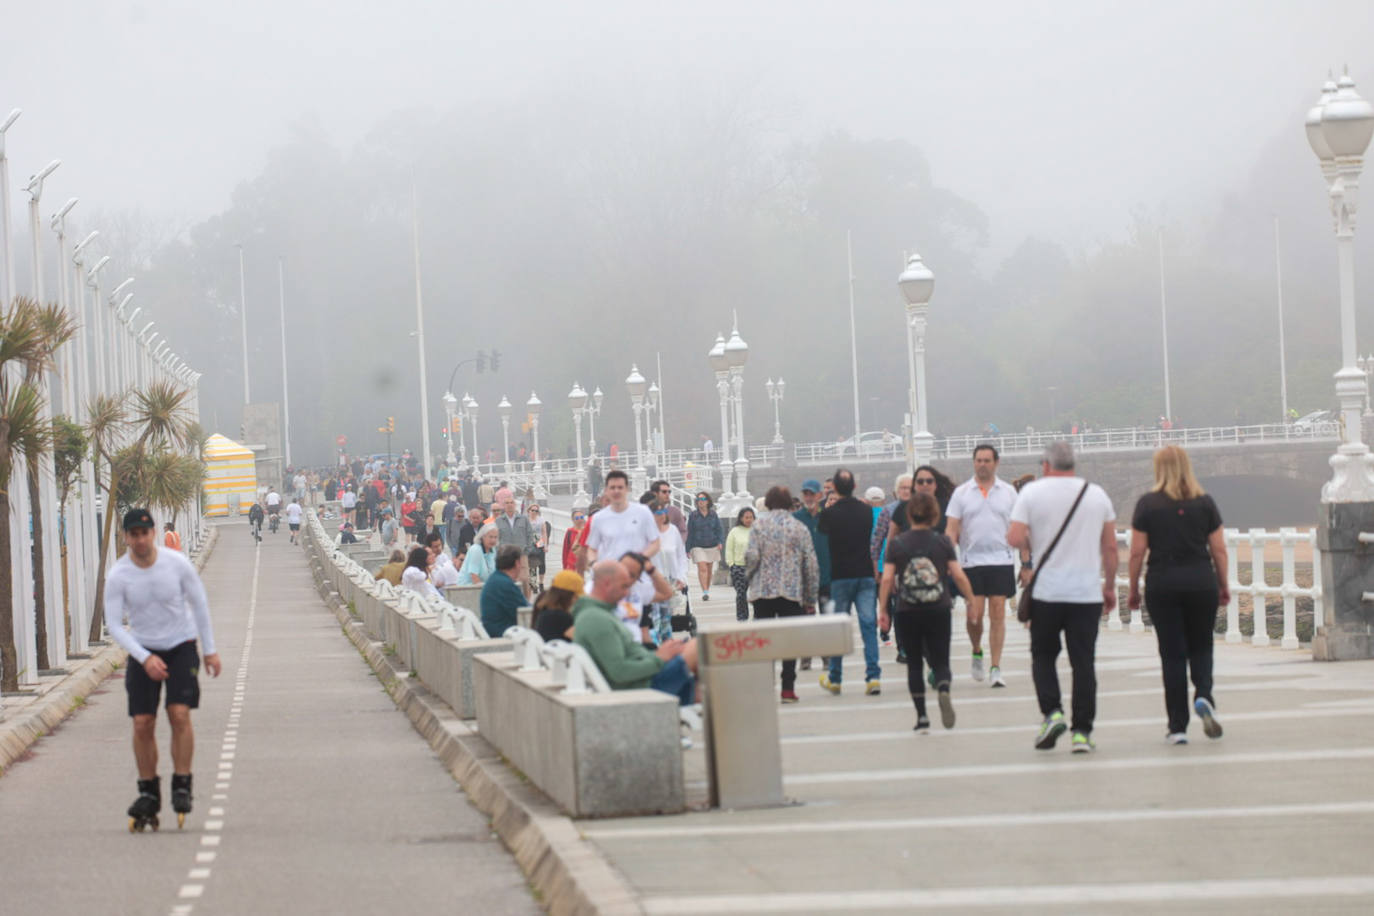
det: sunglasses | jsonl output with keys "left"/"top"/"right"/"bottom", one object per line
{"left": 915, "top": 478, "right": 936, "bottom": 485}
{"left": 572, "top": 515, "right": 587, "bottom": 521}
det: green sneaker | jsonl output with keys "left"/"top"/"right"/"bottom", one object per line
{"left": 1071, "top": 731, "right": 1095, "bottom": 754}
{"left": 926, "top": 668, "right": 937, "bottom": 689}
{"left": 1035, "top": 711, "right": 1067, "bottom": 750}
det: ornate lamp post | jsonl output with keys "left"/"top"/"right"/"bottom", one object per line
{"left": 647, "top": 380, "right": 661, "bottom": 467}
{"left": 766, "top": 378, "right": 786, "bottom": 445}
{"left": 725, "top": 324, "right": 750, "bottom": 501}
{"left": 527, "top": 391, "right": 542, "bottom": 470}
{"left": 442, "top": 391, "right": 458, "bottom": 465}
{"left": 898, "top": 252, "right": 936, "bottom": 466}
{"left": 569, "top": 382, "right": 589, "bottom": 499}
{"left": 498, "top": 395, "right": 513, "bottom": 472}
{"left": 588, "top": 386, "right": 604, "bottom": 458}
{"left": 1307, "top": 70, "right": 1374, "bottom": 501}
{"left": 709, "top": 333, "right": 734, "bottom": 498}
{"left": 626, "top": 365, "right": 648, "bottom": 490}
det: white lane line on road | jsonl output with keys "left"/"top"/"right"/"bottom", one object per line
{"left": 188, "top": 868, "right": 211, "bottom": 879}
{"left": 786, "top": 745, "right": 1374, "bottom": 785}
{"left": 584, "top": 799, "right": 1374, "bottom": 841}
{"left": 177, "top": 885, "right": 203, "bottom": 899}
{"left": 780, "top": 704, "right": 1374, "bottom": 744}
{"left": 195, "top": 852, "right": 216, "bottom": 864}
{"left": 639, "top": 876, "right": 1374, "bottom": 913}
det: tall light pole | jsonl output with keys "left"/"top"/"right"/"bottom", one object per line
{"left": 0, "top": 108, "right": 21, "bottom": 305}
{"left": 442, "top": 391, "right": 458, "bottom": 465}
{"left": 898, "top": 252, "right": 935, "bottom": 466}
{"left": 845, "top": 230, "right": 862, "bottom": 444}
{"left": 646, "top": 381, "right": 660, "bottom": 466}
{"left": 498, "top": 396, "right": 513, "bottom": 472}
{"left": 527, "top": 392, "right": 542, "bottom": 471}
{"left": 1307, "top": 70, "right": 1374, "bottom": 501}
{"left": 1273, "top": 216, "right": 1290, "bottom": 422}
{"left": 236, "top": 243, "right": 250, "bottom": 404}
{"left": 766, "top": 378, "right": 786, "bottom": 445}
{"left": 465, "top": 394, "right": 480, "bottom": 469}
{"left": 588, "top": 386, "right": 603, "bottom": 457}
{"left": 708, "top": 333, "right": 733, "bottom": 498}
{"left": 410, "top": 186, "right": 433, "bottom": 478}
{"left": 655, "top": 350, "right": 667, "bottom": 461}
{"left": 277, "top": 257, "right": 291, "bottom": 468}
{"left": 725, "top": 324, "right": 750, "bottom": 501}
{"left": 626, "top": 365, "right": 647, "bottom": 490}
{"left": 1157, "top": 229, "right": 1173, "bottom": 422}
{"left": 569, "top": 382, "right": 588, "bottom": 500}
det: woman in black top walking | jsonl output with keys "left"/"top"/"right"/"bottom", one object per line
{"left": 1127, "top": 446, "right": 1230, "bottom": 744}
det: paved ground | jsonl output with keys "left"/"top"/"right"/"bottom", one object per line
{"left": 584, "top": 591, "right": 1374, "bottom": 915}
{"left": 0, "top": 520, "right": 538, "bottom": 916}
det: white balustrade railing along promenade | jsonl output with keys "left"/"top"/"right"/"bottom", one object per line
{"left": 1102, "top": 527, "right": 1319, "bottom": 650}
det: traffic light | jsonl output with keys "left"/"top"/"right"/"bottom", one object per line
{"left": 490, "top": 349, "right": 501, "bottom": 372}
{"left": 387, "top": 416, "right": 396, "bottom": 433}
{"left": 451, "top": 416, "right": 462, "bottom": 434}
{"left": 475, "top": 349, "right": 486, "bottom": 373}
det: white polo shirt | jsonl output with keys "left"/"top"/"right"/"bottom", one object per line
{"left": 945, "top": 476, "right": 1018, "bottom": 568}
{"left": 1010, "top": 476, "right": 1116, "bottom": 603}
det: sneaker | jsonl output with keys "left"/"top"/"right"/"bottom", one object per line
{"left": 1035, "top": 711, "right": 1067, "bottom": 750}
{"left": 1167, "top": 732, "right": 1188, "bottom": 745}
{"left": 971, "top": 651, "right": 986, "bottom": 682}
{"left": 989, "top": 666, "right": 1006, "bottom": 688}
{"left": 780, "top": 689, "right": 799, "bottom": 704}
{"left": 1194, "top": 697, "right": 1223, "bottom": 739}
{"left": 937, "top": 687, "right": 956, "bottom": 728}
{"left": 895, "top": 649, "right": 907, "bottom": 665}
{"left": 819, "top": 674, "right": 841, "bottom": 695}
{"left": 914, "top": 715, "right": 931, "bottom": 732}
{"left": 702, "top": 592, "right": 709, "bottom": 601}
{"left": 865, "top": 679, "right": 882, "bottom": 696}
{"left": 1070, "top": 732, "right": 1095, "bottom": 754}
{"left": 880, "top": 631, "right": 893, "bottom": 647}
{"left": 927, "top": 669, "right": 937, "bottom": 689}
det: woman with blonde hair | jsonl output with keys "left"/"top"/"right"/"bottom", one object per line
{"left": 1127, "top": 446, "right": 1230, "bottom": 745}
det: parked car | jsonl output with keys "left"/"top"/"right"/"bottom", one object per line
{"left": 832, "top": 431, "right": 901, "bottom": 458}
{"left": 1293, "top": 410, "right": 1333, "bottom": 428}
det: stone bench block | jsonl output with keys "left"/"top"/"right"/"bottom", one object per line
{"left": 473, "top": 654, "right": 684, "bottom": 818}
{"left": 411, "top": 619, "right": 509, "bottom": 719}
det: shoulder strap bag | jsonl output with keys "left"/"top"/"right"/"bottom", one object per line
{"left": 1017, "top": 481, "right": 1091, "bottom": 623}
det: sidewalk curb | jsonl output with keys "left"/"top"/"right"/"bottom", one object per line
{"left": 306, "top": 551, "right": 643, "bottom": 916}
{"left": 0, "top": 524, "right": 220, "bottom": 774}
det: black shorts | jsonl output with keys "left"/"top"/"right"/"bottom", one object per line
{"left": 965, "top": 565, "right": 1016, "bottom": 598}
{"left": 289, "top": 523, "right": 301, "bottom": 531}
{"left": 126, "top": 640, "right": 201, "bottom": 716}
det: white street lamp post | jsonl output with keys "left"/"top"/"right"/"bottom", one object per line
{"left": 1307, "top": 70, "right": 1374, "bottom": 501}
{"left": 527, "top": 392, "right": 542, "bottom": 471}
{"left": 499, "top": 396, "right": 513, "bottom": 472}
{"left": 277, "top": 257, "right": 291, "bottom": 468}
{"left": 0, "top": 108, "right": 21, "bottom": 304}
{"left": 708, "top": 334, "right": 733, "bottom": 498}
{"left": 410, "top": 188, "right": 433, "bottom": 479}
{"left": 898, "top": 252, "right": 936, "bottom": 466}
{"left": 442, "top": 391, "right": 458, "bottom": 465}
{"left": 626, "top": 365, "right": 647, "bottom": 490}
{"left": 466, "top": 395, "right": 480, "bottom": 470}
{"left": 236, "top": 243, "right": 250, "bottom": 404}
{"left": 588, "top": 386, "right": 603, "bottom": 457}
{"left": 725, "top": 324, "right": 750, "bottom": 501}
{"left": 766, "top": 377, "right": 786, "bottom": 445}
{"left": 569, "top": 382, "right": 589, "bottom": 500}
{"left": 646, "top": 381, "right": 660, "bottom": 467}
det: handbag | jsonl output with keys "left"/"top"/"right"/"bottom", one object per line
{"left": 1017, "top": 481, "right": 1091, "bottom": 623}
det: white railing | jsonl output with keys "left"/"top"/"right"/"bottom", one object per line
{"left": 1098, "top": 526, "right": 1320, "bottom": 649}
{"left": 780, "top": 421, "right": 1341, "bottom": 467}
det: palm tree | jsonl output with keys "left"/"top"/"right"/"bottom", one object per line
{"left": 90, "top": 381, "right": 192, "bottom": 641}
{"left": 0, "top": 301, "right": 55, "bottom": 693}
{"left": 85, "top": 393, "right": 127, "bottom": 644}
{"left": 16, "top": 299, "right": 76, "bottom": 670}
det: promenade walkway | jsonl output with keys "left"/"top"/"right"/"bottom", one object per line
{"left": 589, "top": 596, "right": 1374, "bottom": 914}
{"left": 0, "top": 521, "right": 537, "bottom": 915}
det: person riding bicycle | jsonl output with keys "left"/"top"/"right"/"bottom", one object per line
{"left": 248, "top": 501, "right": 265, "bottom": 541}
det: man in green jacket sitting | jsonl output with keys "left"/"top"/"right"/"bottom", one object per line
{"left": 574, "top": 559, "right": 698, "bottom": 705}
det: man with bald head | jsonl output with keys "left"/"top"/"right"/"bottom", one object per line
{"left": 574, "top": 560, "right": 698, "bottom": 704}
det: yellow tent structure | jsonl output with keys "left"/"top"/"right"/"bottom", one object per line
{"left": 204, "top": 434, "right": 257, "bottom": 517}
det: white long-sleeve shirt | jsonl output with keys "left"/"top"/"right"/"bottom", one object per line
{"left": 104, "top": 547, "right": 216, "bottom": 665}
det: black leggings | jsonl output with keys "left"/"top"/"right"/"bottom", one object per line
{"left": 1146, "top": 583, "right": 1218, "bottom": 733}
{"left": 892, "top": 609, "right": 951, "bottom": 697}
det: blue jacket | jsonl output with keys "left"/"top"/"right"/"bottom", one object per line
{"left": 793, "top": 507, "right": 832, "bottom": 588}
{"left": 686, "top": 509, "right": 724, "bottom": 551}
{"left": 480, "top": 569, "right": 525, "bottom": 637}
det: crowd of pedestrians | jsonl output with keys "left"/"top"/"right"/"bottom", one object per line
{"left": 337, "top": 440, "right": 1229, "bottom": 751}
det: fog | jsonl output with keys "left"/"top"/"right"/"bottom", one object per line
{"left": 3, "top": 0, "right": 1373, "bottom": 464}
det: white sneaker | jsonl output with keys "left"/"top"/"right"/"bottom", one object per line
{"left": 971, "top": 652, "right": 986, "bottom": 682}
{"left": 989, "top": 665, "right": 1006, "bottom": 688}
{"left": 1167, "top": 732, "right": 1188, "bottom": 745}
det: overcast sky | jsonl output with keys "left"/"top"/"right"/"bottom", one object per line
{"left": 3, "top": 1, "right": 1371, "bottom": 258}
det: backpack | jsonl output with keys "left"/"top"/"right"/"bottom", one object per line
{"left": 899, "top": 552, "right": 944, "bottom": 606}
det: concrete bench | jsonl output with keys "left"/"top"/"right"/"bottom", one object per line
{"left": 698, "top": 616, "right": 853, "bottom": 809}
{"left": 473, "top": 636, "right": 684, "bottom": 817}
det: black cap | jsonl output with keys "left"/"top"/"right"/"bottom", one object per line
{"left": 123, "top": 508, "right": 155, "bottom": 531}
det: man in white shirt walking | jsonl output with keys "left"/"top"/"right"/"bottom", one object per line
{"left": 583, "top": 469, "right": 660, "bottom": 637}
{"left": 1008, "top": 442, "right": 1117, "bottom": 754}
{"left": 104, "top": 508, "right": 221, "bottom": 831}
{"left": 945, "top": 445, "right": 1018, "bottom": 687}
{"left": 285, "top": 498, "right": 304, "bottom": 544}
